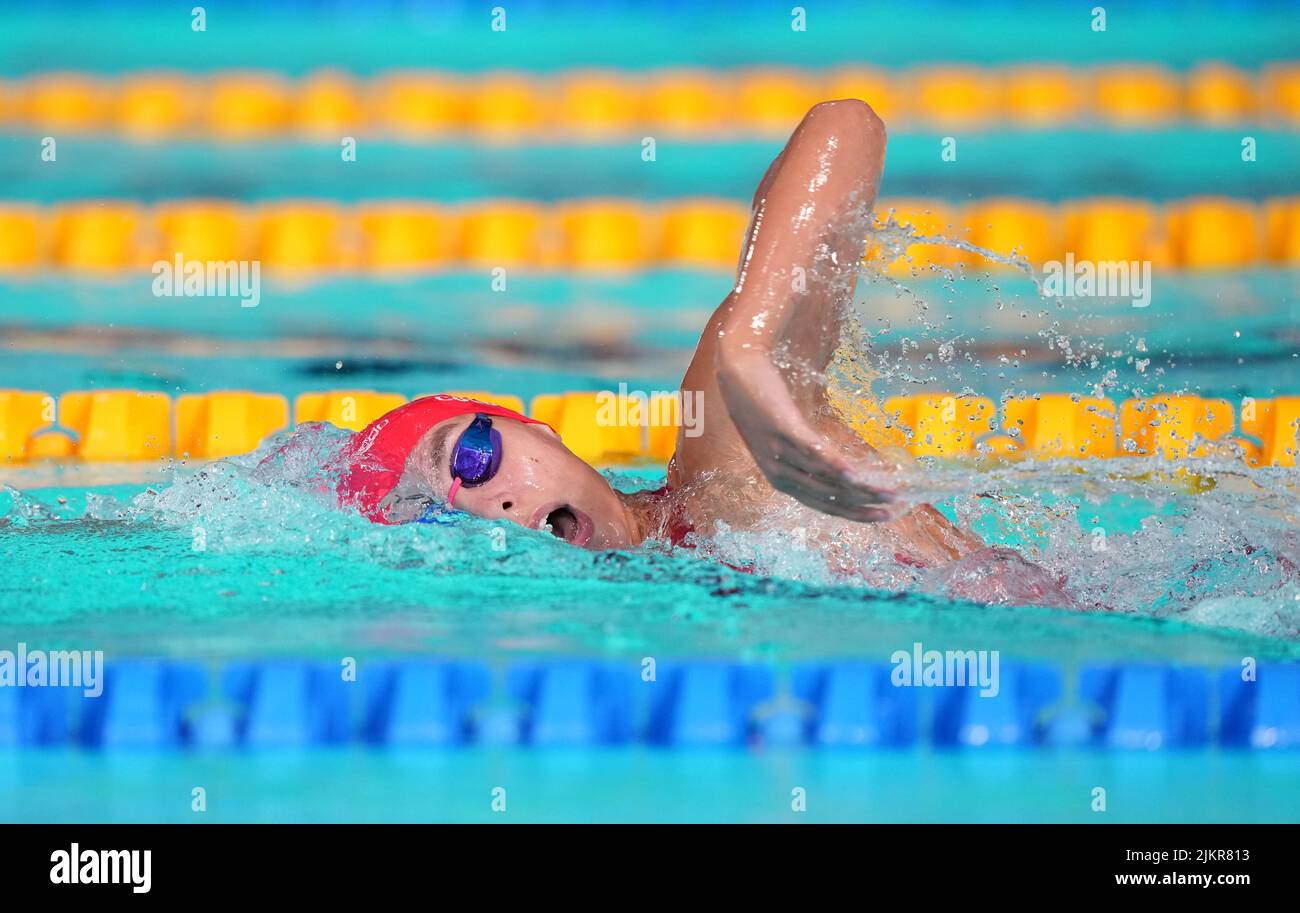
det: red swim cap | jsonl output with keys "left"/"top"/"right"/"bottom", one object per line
{"left": 337, "top": 394, "right": 548, "bottom": 523}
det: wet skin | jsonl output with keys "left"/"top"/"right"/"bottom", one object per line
{"left": 393, "top": 100, "right": 1072, "bottom": 605}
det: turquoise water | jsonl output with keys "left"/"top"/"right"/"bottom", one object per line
{"left": 1, "top": 6, "right": 1294, "bottom": 74}
{"left": 3, "top": 442, "right": 1299, "bottom": 663}
{"left": 3, "top": 271, "right": 1298, "bottom": 401}
{"left": 3, "top": 133, "right": 1299, "bottom": 201}
{"left": 5, "top": 748, "right": 1298, "bottom": 824}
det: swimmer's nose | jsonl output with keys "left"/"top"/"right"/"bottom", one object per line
{"left": 490, "top": 493, "right": 519, "bottom": 517}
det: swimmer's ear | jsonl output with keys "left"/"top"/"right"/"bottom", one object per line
{"left": 378, "top": 488, "right": 431, "bottom": 524}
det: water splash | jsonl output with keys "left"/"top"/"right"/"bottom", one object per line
{"left": 32, "top": 424, "right": 745, "bottom": 595}
{"left": 855, "top": 208, "right": 1130, "bottom": 402}
{"left": 712, "top": 205, "right": 1300, "bottom": 637}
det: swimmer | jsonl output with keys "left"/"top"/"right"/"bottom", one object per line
{"left": 334, "top": 99, "right": 1072, "bottom": 608}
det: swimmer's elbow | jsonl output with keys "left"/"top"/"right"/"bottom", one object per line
{"left": 808, "top": 98, "right": 887, "bottom": 144}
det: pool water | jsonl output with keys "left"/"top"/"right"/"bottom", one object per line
{"left": 3, "top": 435, "right": 1299, "bottom": 663}
{"left": 6, "top": 748, "right": 1298, "bottom": 824}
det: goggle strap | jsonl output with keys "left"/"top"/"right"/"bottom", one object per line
{"left": 447, "top": 476, "right": 463, "bottom": 507}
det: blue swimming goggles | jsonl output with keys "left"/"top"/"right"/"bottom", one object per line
{"left": 416, "top": 413, "right": 503, "bottom": 523}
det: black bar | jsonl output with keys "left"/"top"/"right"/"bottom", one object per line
{"left": 0, "top": 824, "right": 1283, "bottom": 898}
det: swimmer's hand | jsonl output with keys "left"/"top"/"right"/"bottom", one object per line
{"left": 677, "top": 100, "right": 892, "bottom": 521}
{"left": 717, "top": 342, "right": 896, "bottom": 522}
{"left": 714, "top": 100, "right": 893, "bottom": 522}
{"left": 930, "top": 546, "right": 1077, "bottom": 609}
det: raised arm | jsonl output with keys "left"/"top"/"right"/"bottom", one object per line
{"left": 672, "top": 99, "right": 895, "bottom": 521}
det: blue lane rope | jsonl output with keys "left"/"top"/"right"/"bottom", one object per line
{"left": 2, "top": 657, "right": 1296, "bottom": 751}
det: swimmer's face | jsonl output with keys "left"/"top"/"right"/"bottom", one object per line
{"left": 412, "top": 415, "right": 636, "bottom": 549}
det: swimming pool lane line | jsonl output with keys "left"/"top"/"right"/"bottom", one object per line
{"left": 4, "top": 389, "right": 1298, "bottom": 468}
{"left": 2, "top": 196, "right": 1297, "bottom": 273}
{"left": 3, "top": 656, "right": 1296, "bottom": 753}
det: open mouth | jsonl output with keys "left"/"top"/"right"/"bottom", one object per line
{"left": 536, "top": 503, "right": 594, "bottom": 547}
